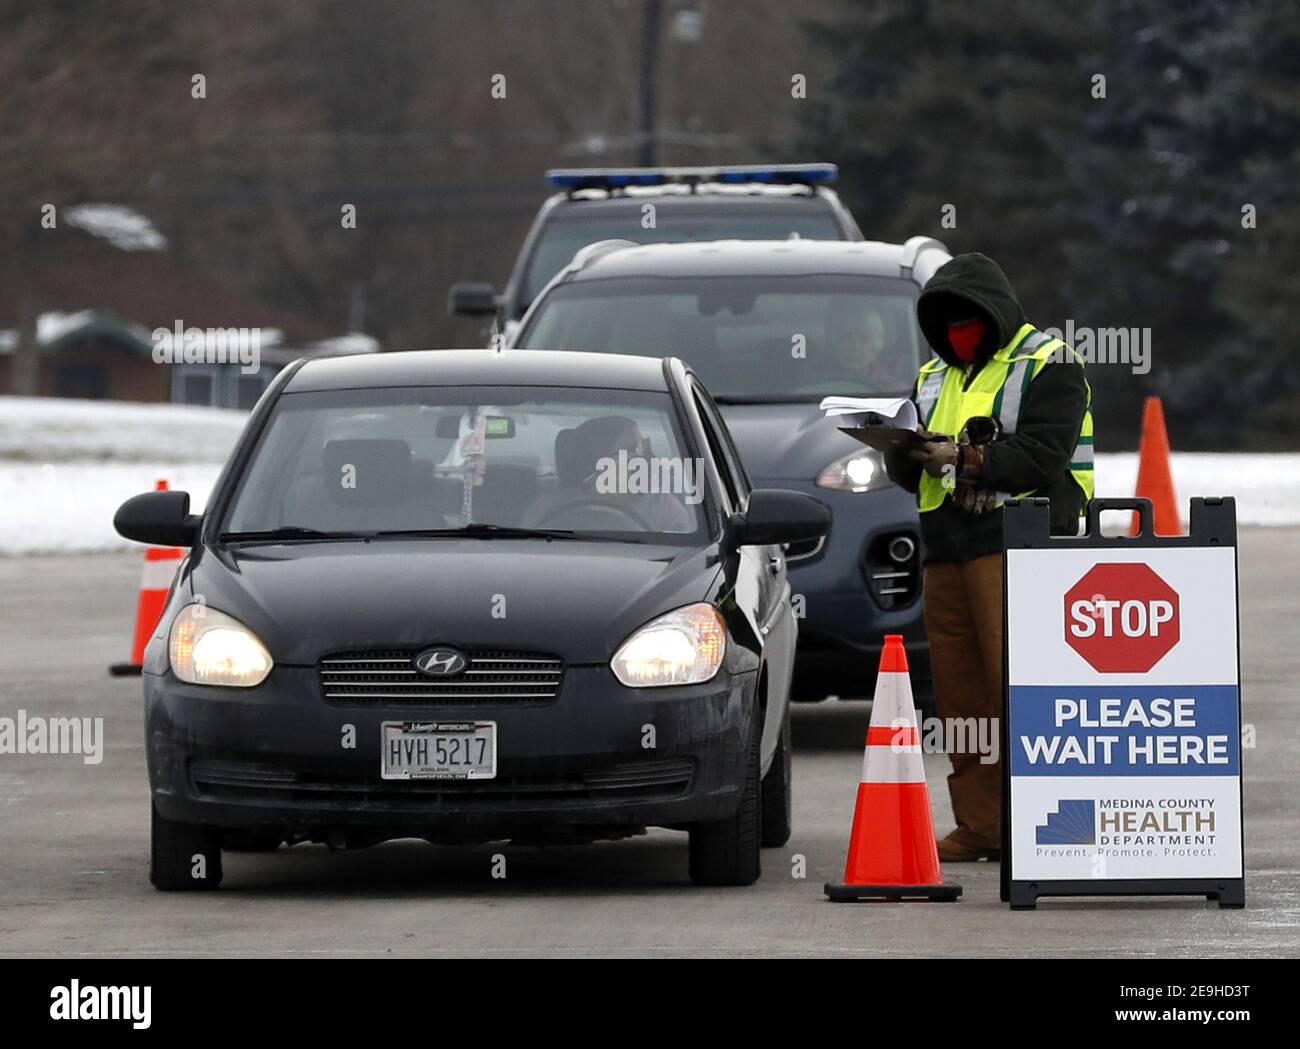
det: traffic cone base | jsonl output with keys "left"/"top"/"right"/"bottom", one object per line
{"left": 824, "top": 634, "right": 962, "bottom": 903}
{"left": 824, "top": 881, "right": 962, "bottom": 902}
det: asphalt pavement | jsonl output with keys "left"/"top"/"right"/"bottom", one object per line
{"left": 0, "top": 533, "right": 1296, "bottom": 957}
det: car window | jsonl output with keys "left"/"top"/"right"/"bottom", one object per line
{"left": 692, "top": 380, "right": 751, "bottom": 505}
{"left": 222, "top": 386, "right": 707, "bottom": 542}
{"left": 691, "top": 390, "right": 741, "bottom": 512}
{"left": 521, "top": 207, "right": 842, "bottom": 303}
{"left": 516, "top": 273, "right": 922, "bottom": 400}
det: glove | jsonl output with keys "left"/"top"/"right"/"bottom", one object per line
{"left": 954, "top": 484, "right": 998, "bottom": 515}
{"left": 907, "top": 431, "right": 959, "bottom": 478}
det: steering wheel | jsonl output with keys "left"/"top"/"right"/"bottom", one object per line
{"left": 535, "top": 497, "right": 654, "bottom": 531}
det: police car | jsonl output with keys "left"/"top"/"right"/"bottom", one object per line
{"left": 449, "top": 164, "right": 862, "bottom": 339}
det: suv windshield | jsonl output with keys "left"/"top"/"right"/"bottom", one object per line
{"left": 521, "top": 206, "right": 842, "bottom": 304}
{"left": 222, "top": 386, "right": 707, "bottom": 543}
{"left": 516, "top": 274, "right": 922, "bottom": 401}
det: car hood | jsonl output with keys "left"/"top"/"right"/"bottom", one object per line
{"left": 186, "top": 540, "right": 723, "bottom": 666}
{"left": 716, "top": 401, "right": 867, "bottom": 483}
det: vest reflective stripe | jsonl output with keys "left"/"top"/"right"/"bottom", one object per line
{"left": 915, "top": 323, "right": 1094, "bottom": 513}
{"left": 995, "top": 357, "right": 1035, "bottom": 434}
{"left": 916, "top": 368, "right": 945, "bottom": 425}
{"left": 1070, "top": 435, "right": 1095, "bottom": 471}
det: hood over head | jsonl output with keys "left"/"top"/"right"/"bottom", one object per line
{"left": 916, "top": 252, "right": 1026, "bottom": 367}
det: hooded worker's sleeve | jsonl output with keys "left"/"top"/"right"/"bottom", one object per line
{"left": 977, "top": 360, "right": 1088, "bottom": 492}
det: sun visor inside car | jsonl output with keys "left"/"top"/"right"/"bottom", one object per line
{"left": 322, "top": 439, "right": 412, "bottom": 507}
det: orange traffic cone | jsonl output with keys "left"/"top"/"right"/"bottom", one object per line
{"left": 824, "top": 635, "right": 961, "bottom": 902}
{"left": 1131, "top": 395, "right": 1181, "bottom": 535}
{"left": 109, "top": 480, "right": 185, "bottom": 677}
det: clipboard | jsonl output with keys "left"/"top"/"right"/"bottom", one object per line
{"left": 838, "top": 426, "right": 945, "bottom": 452}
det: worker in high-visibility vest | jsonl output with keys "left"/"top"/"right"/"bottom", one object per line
{"left": 885, "top": 252, "right": 1093, "bottom": 862}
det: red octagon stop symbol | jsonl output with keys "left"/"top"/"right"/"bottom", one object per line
{"left": 1064, "top": 563, "right": 1180, "bottom": 673}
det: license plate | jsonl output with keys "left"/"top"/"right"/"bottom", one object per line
{"left": 380, "top": 720, "right": 496, "bottom": 780}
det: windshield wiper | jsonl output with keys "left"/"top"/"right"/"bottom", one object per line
{"left": 370, "top": 524, "right": 641, "bottom": 543}
{"left": 219, "top": 526, "right": 374, "bottom": 543}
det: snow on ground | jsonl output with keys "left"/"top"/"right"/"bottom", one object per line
{"left": 0, "top": 395, "right": 1296, "bottom": 554}
{"left": 0, "top": 395, "right": 246, "bottom": 464}
{"left": 0, "top": 396, "right": 245, "bottom": 554}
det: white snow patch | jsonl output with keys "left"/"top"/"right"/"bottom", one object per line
{"left": 1095, "top": 452, "right": 1300, "bottom": 528}
{"left": 0, "top": 462, "right": 224, "bottom": 555}
{"left": 0, "top": 395, "right": 246, "bottom": 464}
{"left": 64, "top": 203, "right": 167, "bottom": 251}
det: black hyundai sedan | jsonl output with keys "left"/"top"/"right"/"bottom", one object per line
{"left": 114, "top": 350, "right": 828, "bottom": 889}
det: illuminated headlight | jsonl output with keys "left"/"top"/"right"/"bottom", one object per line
{"left": 169, "top": 604, "right": 273, "bottom": 687}
{"left": 611, "top": 603, "right": 726, "bottom": 687}
{"left": 816, "top": 448, "right": 886, "bottom": 493}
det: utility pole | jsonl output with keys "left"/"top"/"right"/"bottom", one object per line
{"left": 637, "top": 0, "right": 663, "bottom": 167}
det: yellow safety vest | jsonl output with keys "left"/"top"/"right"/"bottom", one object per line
{"left": 914, "top": 322, "right": 1094, "bottom": 513}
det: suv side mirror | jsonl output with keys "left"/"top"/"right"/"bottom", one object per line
{"left": 448, "top": 281, "right": 499, "bottom": 317}
{"left": 114, "top": 490, "right": 201, "bottom": 547}
{"left": 730, "top": 489, "right": 831, "bottom": 547}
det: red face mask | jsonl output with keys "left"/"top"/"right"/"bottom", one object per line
{"left": 948, "top": 319, "right": 985, "bottom": 362}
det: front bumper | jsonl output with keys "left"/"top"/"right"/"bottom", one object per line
{"left": 760, "top": 479, "right": 930, "bottom": 699}
{"left": 145, "top": 664, "right": 756, "bottom": 842}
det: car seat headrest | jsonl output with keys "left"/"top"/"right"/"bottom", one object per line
{"left": 321, "top": 438, "right": 411, "bottom": 507}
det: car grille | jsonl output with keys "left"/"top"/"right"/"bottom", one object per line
{"left": 318, "top": 648, "right": 563, "bottom": 705}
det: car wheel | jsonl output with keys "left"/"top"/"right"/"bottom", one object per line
{"left": 760, "top": 702, "right": 792, "bottom": 848}
{"left": 688, "top": 719, "right": 762, "bottom": 886}
{"left": 150, "top": 803, "right": 223, "bottom": 891}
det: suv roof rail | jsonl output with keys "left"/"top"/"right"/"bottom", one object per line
{"left": 546, "top": 163, "right": 837, "bottom": 193}
{"left": 899, "top": 235, "right": 949, "bottom": 277}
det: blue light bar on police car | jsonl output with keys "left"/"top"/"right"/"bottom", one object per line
{"left": 546, "top": 163, "right": 838, "bottom": 191}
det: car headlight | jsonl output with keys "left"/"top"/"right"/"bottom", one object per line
{"left": 611, "top": 603, "right": 726, "bottom": 687}
{"left": 169, "top": 604, "right": 273, "bottom": 687}
{"left": 816, "top": 448, "right": 887, "bottom": 493}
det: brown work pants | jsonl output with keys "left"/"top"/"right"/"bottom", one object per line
{"left": 922, "top": 553, "right": 1004, "bottom": 848}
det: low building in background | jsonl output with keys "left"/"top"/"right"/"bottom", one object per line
{"left": 0, "top": 205, "right": 378, "bottom": 410}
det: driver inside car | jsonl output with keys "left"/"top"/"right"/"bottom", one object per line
{"left": 524, "top": 415, "right": 693, "bottom": 533}
{"left": 821, "top": 298, "right": 911, "bottom": 391}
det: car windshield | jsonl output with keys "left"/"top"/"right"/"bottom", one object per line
{"left": 521, "top": 206, "right": 841, "bottom": 303}
{"left": 516, "top": 274, "right": 922, "bottom": 401}
{"left": 221, "top": 385, "right": 707, "bottom": 543}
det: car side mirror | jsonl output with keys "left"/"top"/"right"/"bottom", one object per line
{"left": 730, "top": 489, "right": 831, "bottom": 547}
{"left": 113, "top": 490, "right": 201, "bottom": 547}
{"left": 448, "top": 281, "right": 499, "bottom": 317}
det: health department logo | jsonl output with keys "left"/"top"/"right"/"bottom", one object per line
{"left": 1036, "top": 799, "right": 1096, "bottom": 845}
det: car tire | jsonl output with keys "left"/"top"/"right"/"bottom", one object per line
{"left": 150, "top": 803, "right": 223, "bottom": 891}
{"left": 688, "top": 719, "right": 762, "bottom": 886}
{"left": 760, "top": 702, "right": 792, "bottom": 848}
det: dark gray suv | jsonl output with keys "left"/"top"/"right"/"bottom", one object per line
{"left": 511, "top": 237, "right": 951, "bottom": 702}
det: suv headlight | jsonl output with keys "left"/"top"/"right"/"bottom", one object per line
{"left": 816, "top": 448, "right": 887, "bottom": 493}
{"left": 169, "top": 604, "right": 273, "bottom": 687}
{"left": 611, "top": 603, "right": 726, "bottom": 687}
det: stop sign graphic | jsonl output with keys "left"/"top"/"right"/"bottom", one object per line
{"left": 1064, "top": 563, "right": 1180, "bottom": 673}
